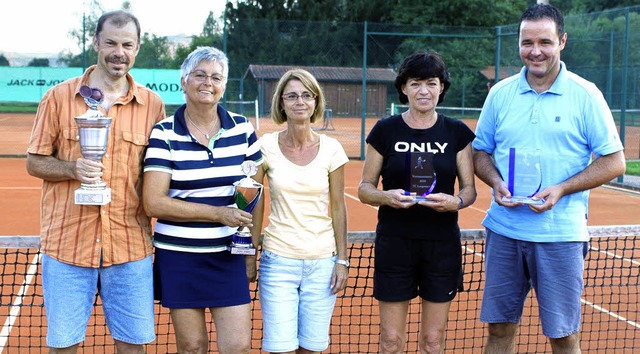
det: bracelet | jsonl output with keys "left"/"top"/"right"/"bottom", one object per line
{"left": 456, "top": 195, "right": 464, "bottom": 210}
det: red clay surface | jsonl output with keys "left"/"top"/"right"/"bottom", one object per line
{"left": 1, "top": 113, "right": 639, "bottom": 353}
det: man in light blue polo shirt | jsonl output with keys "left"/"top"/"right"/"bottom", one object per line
{"left": 472, "top": 4, "right": 625, "bottom": 354}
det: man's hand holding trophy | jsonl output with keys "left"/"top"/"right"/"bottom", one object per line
{"left": 74, "top": 85, "right": 113, "bottom": 206}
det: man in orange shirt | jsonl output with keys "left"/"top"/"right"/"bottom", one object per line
{"left": 26, "top": 10, "right": 165, "bottom": 353}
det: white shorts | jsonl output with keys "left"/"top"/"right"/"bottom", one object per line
{"left": 259, "top": 250, "right": 337, "bottom": 352}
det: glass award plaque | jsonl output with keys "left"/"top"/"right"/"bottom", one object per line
{"left": 405, "top": 152, "right": 436, "bottom": 202}
{"left": 502, "top": 148, "right": 544, "bottom": 205}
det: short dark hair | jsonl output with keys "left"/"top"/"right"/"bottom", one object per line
{"left": 394, "top": 51, "right": 451, "bottom": 105}
{"left": 96, "top": 10, "right": 141, "bottom": 42}
{"left": 520, "top": 4, "right": 565, "bottom": 37}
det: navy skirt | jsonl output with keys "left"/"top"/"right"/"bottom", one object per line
{"left": 154, "top": 248, "right": 251, "bottom": 308}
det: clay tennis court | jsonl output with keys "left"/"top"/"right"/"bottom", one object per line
{"left": 1, "top": 113, "right": 639, "bottom": 352}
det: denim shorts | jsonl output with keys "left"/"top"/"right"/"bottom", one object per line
{"left": 479, "top": 229, "right": 588, "bottom": 338}
{"left": 42, "top": 254, "right": 155, "bottom": 348}
{"left": 258, "top": 250, "right": 337, "bottom": 352}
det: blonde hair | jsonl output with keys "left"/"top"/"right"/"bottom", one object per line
{"left": 270, "top": 69, "right": 326, "bottom": 124}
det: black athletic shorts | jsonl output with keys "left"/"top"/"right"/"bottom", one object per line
{"left": 373, "top": 233, "right": 462, "bottom": 302}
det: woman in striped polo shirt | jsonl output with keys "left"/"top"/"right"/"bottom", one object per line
{"left": 142, "top": 47, "right": 262, "bottom": 354}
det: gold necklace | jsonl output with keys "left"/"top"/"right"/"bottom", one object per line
{"left": 185, "top": 109, "right": 217, "bottom": 139}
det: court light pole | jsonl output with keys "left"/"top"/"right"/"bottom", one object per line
{"left": 82, "top": 12, "right": 87, "bottom": 72}
{"left": 222, "top": 2, "right": 227, "bottom": 54}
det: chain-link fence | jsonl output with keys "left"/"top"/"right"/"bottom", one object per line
{"left": 2, "top": 6, "right": 639, "bottom": 159}
{"left": 492, "top": 7, "right": 640, "bottom": 161}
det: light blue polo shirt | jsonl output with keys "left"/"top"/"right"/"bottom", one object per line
{"left": 473, "top": 62, "right": 623, "bottom": 242}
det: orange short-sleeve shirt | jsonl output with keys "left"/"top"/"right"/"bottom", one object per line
{"left": 28, "top": 65, "right": 166, "bottom": 267}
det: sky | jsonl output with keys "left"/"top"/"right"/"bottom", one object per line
{"left": 1, "top": 0, "right": 227, "bottom": 55}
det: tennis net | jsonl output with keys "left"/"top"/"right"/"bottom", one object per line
{"left": 1, "top": 225, "right": 638, "bottom": 353}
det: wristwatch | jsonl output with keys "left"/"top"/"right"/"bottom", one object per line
{"left": 336, "top": 259, "right": 350, "bottom": 267}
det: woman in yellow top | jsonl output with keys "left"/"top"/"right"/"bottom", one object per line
{"left": 252, "top": 69, "right": 349, "bottom": 353}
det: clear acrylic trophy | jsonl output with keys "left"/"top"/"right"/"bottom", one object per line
{"left": 229, "top": 161, "right": 263, "bottom": 255}
{"left": 501, "top": 147, "right": 544, "bottom": 205}
{"left": 74, "top": 86, "right": 112, "bottom": 206}
{"left": 405, "top": 152, "right": 437, "bottom": 202}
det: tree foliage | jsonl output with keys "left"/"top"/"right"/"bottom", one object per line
{"left": 223, "top": 0, "right": 397, "bottom": 76}
{"left": 391, "top": 0, "right": 526, "bottom": 27}
{"left": 169, "top": 11, "right": 224, "bottom": 69}
{"left": 51, "top": 0, "right": 639, "bottom": 108}
{"left": 28, "top": 58, "right": 50, "bottom": 67}
{"left": 135, "top": 33, "right": 173, "bottom": 68}
{"left": 55, "top": 0, "right": 639, "bottom": 69}
{"left": 57, "top": 5, "right": 222, "bottom": 70}
{"left": 219, "top": 0, "right": 531, "bottom": 106}
{"left": 549, "top": 0, "right": 639, "bottom": 14}
{"left": 58, "top": 0, "right": 102, "bottom": 68}
{"left": 0, "top": 55, "right": 9, "bottom": 66}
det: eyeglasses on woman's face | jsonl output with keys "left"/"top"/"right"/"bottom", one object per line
{"left": 189, "top": 70, "right": 226, "bottom": 86}
{"left": 282, "top": 92, "right": 316, "bottom": 102}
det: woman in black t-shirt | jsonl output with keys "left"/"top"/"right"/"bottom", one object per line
{"left": 358, "top": 51, "right": 476, "bottom": 353}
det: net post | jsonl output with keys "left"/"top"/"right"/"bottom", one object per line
{"left": 254, "top": 99, "right": 259, "bottom": 130}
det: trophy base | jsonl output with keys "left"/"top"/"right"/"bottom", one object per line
{"left": 75, "top": 187, "right": 111, "bottom": 205}
{"left": 501, "top": 196, "right": 544, "bottom": 205}
{"left": 229, "top": 232, "right": 256, "bottom": 255}
{"left": 412, "top": 196, "right": 435, "bottom": 202}
{"left": 403, "top": 193, "right": 434, "bottom": 203}
{"left": 229, "top": 244, "right": 257, "bottom": 255}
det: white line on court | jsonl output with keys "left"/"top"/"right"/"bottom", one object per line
{"left": 581, "top": 298, "right": 640, "bottom": 329}
{"left": 344, "top": 192, "right": 361, "bottom": 202}
{"left": 344, "top": 192, "right": 378, "bottom": 210}
{"left": 590, "top": 246, "right": 640, "bottom": 266}
{"left": 464, "top": 245, "right": 485, "bottom": 258}
{"left": 463, "top": 245, "right": 640, "bottom": 331}
{"left": 0, "top": 253, "right": 41, "bottom": 350}
{"left": 347, "top": 189, "right": 638, "bottom": 331}
{"left": 467, "top": 205, "right": 487, "bottom": 213}
{"left": 602, "top": 184, "right": 640, "bottom": 197}
{"left": 463, "top": 243, "right": 640, "bottom": 331}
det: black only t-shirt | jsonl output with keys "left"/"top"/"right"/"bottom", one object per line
{"left": 366, "top": 114, "right": 475, "bottom": 240}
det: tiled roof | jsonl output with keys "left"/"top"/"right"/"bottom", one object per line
{"left": 479, "top": 66, "right": 521, "bottom": 80}
{"left": 247, "top": 64, "right": 396, "bottom": 83}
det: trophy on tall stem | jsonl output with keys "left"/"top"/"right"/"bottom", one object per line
{"left": 74, "top": 85, "right": 112, "bottom": 206}
{"left": 229, "top": 161, "right": 263, "bottom": 255}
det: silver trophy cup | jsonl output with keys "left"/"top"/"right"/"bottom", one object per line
{"left": 229, "top": 161, "right": 263, "bottom": 255}
{"left": 74, "top": 96, "right": 112, "bottom": 205}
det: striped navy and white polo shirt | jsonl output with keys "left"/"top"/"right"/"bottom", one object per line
{"left": 144, "top": 104, "right": 263, "bottom": 253}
